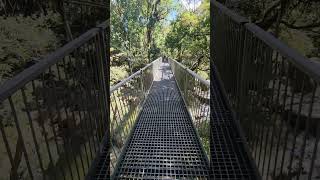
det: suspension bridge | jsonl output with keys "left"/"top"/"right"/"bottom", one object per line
{"left": 0, "top": 1, "right": 319, "bottom": 180}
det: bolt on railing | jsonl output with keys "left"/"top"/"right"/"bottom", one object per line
{"left": 108, "top": 59, "right": 158, "bottom": 176}
{"left": 169, "top": 58, "right": 210, "bottom": 157}
{"left": 0, "top": 21, "right": 109, "bottom": 180}
{"left": 213, "top": 1, "right": 320, "bottom": 179}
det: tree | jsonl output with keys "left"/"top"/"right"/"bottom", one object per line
{"left": 164, "top": 0, "right": 210, "bottom": 79}
{"left": 110, "top": 0, "right": 210, "bottom": 81}
{"left": 231, "top": 0, "right": 320, "bottom": 57}
{"left": 110, "top": 0, "right": 173, "bottom": 76}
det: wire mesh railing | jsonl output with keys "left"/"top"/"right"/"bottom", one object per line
{"left": 0, "top": 21, "right": 109, "bottom": 180}
{"left": 169, "top": 58, "right": 210, "bottom": 157}
{"left": 63, "top": 0, "right": 108, "bottom": 38}
{"left": 213, "top": 1, "right": 320, "bottom": 179}
{"left": 108, "top": 59, "right": 158, "bottom": 176}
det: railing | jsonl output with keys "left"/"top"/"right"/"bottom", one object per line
{"left": 109, "top": 59, "right": 158, "bottom": 176}
{"left": 169, "top": 58, "right": 210, "bottom": 157}
{"left": 213, "top": 1, "right": 320, "bottom": 179}
{"left": 63, "top": 0, "right": 108, "bottom": 37}
{"left": 0, "top": 21, "right": 109, "bottom": 180}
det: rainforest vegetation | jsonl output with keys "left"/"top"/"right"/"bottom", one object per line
{"left": 1, "top": 0, "right": 319, "bottom": 84}
{"left": 224, "top": 0, "right": 320, "bottom": 59}
{"left": 110, "top": 0, "right": 210, "bottom": 85}
{"left": 0, "top": 0, "right": 319, "bottom": 179}
{"left": 0, "top": 1, "right": 107, "bottom": 179}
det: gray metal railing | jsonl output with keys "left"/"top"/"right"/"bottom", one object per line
{"left": 169, "top": 58, "right": 210, "bottom": 157}
{"left": 213, "top": 1, "right": 320, "bottom": 179}
{"left": 63, "top": 0, "right": 108, "bottom": 37}
{"left": 0, "top": 20, "right": 109, "bottom": 180}
{"left": 109, "top": 59, "right": 159, "bottom": 175}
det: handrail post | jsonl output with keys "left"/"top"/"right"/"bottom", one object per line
{"left": 237, "top": 24, "right": 248, "bottom": 119}
{"left": 97, "top": 25, "right": 110, "bottom": 147}
{"left": 140, "top": 71, "right": 145, "bottom": 99}
{"left": 183, "top": 69, "right": 188, "bottom": 105}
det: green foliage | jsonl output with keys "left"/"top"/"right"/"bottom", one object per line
{"left": 279, "top": 29, "right": 316, "bottom": 56}
{"left": 110, "top": 0, "right": 210, "bottom": 82}
{"left": 110, "top": 0, "right": 174, "bottom": 82}
{"left": 111, "top": 65, "right": 129, "bottom": 85}
{"left": 234, "top": 0, "right": 320, "bottom": 58}
{"left": 163, "top": 0, "right": 210, "bottom": 79}
{"left": 0, "top": 12, "right": 61, "bottom": 82}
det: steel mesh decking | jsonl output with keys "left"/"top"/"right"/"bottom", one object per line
{"left": 209, "top": 66, "right": 258, "bottom": 179}
{"left": 113, "top": 62, "right": 210, "bottom": 179}
{"left": 91, "top": 62, "right": 259, "bottom": 179}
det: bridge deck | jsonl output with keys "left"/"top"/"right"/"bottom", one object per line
{"left": 113, "top": 62, "right": 210, "bottom": 179}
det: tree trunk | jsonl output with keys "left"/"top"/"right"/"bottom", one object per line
{"left": 60, "top": 1, "right": 73, "bottom": 41}
{"left": 275, "top": 0, "right": 289, "bottom": 36}
{"left": 146, "top": 0, "right": 161, "bottom": 62}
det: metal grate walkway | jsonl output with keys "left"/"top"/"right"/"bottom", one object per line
{"left": 209, "top": 66, "right": 257, "bottom": 179}
{"left": 112, "top": 62, "right": 210, "bottom": 179}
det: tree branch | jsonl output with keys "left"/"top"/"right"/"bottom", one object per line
{"left": 191, "top": 55, "right": 204, "bottom": 71}
{"left": 257, "top": 0, "right": 281, "bottom": 24}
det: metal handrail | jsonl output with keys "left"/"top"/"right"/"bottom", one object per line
{"left": 213, "top": 1, "right": 320, "bottom": 179}
{"left": 110, "top": 58, "right": 160, "bottom": 93}
{"left": 169, "top": 58, "right": 210, "bottom": 86}
{"left": 0, "top": 20, "right": 110, "bottom": 180}
{"left": 63, "top": 0, "right": 108, "bottom": 37}
{"left": 212, "top": 0, "right": 248, "bottom": 24}
{"left": 245, "top": 23, "right": 320, "bottom": 83}
{"left": 169, "top": 58, "right": 210, "bottom": 157}
{"left": 213, "top": 0, "right": 320, "bottom": 83}
{"left": 108, "top": 59, "right": 157, "bottom": 176}
{"left": 0, "top": 27, "right": 101, "bottom": 102}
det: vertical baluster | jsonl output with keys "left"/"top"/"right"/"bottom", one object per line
{"left": 53, "top": 64, "right": 76, "bottom": 180}
{"left": 8, "top": 96, "right": 34, "bottom": 179}
{"left": 20, "top": 87, "right": 46, "bottom": 178}
{"left": 0, "top": 101, "right": 15, "bottom": 176}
